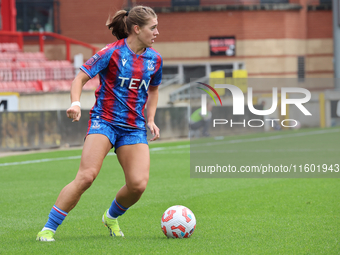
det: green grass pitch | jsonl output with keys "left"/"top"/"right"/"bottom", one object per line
{"left": 0, "top": 127, "right": 339, "bottom": 254}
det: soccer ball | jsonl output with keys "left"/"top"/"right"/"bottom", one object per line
{"left": 161, "top": 205, "right": 196, "bottom": 238}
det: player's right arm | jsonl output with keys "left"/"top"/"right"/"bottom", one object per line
{"left": 66, "top": 71, "right": 90, "bottom": 122}
{"left": 68, "top": 44, "right": 114, "bottom": 122}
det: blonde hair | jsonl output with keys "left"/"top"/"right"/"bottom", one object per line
{"left": 106, "top": 6, "right": 157, "bottom": 40}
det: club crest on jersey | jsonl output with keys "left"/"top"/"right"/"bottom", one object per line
{"left": 147, "top": 60, "right": 154, "bottom": 71}
{"left": 91, "top": 120, "right": 100, "bottom": 129}
{"left": 85, "top": 54, "right": 100, "bottom": 66}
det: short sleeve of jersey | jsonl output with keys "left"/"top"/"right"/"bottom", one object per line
{"left": 80, "top": 46, "right": 114, "bottom": 79}
{"left": 150, "top": 55, "right": 163, "bottom": 86}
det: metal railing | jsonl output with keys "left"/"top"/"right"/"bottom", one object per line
{"left": 159, "top": 74, "right": 181, "bottom": 89}
{"left": 169, "top": 76, "right": 209, "bottom": 103}
{"left": 0, "top": 31, "right": 98, "bottom": 61}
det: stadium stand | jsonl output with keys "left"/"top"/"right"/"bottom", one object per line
{"left": 0, "top": 42, "right": 99, "bottom": 93}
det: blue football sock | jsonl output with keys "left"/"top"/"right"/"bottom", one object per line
{"left": 108, "top": 198, "right": 128, "bottom": 218}
{"left": 43, "top": 205, "right": 68, "bottom": 232}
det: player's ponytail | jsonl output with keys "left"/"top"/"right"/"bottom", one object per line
{"left": 107, "top": 6, "right": 157, "bottom": 40}
{"left": 106, "top": 10, "right": 129, "bottom": 40}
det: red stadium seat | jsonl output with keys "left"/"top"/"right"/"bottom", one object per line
{"left": 0, "top": 44, "right": 77, "bottom": 92}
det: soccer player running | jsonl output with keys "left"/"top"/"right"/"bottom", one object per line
{"left": 36, "top": 6, "right": 162, "bottom": 241}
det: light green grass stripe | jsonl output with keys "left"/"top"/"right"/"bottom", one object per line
{"left": 0, "top": 147, "right": 189, "bottom": 167}
{"left": 192, "top": 128, "right": 340, "bottom": 147}
{"left": 1, "top": 128, "right": 338, "bottom": 167}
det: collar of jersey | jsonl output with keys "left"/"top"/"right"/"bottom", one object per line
{"left": 124, "top": 38, "right": 148, "bottom": 58}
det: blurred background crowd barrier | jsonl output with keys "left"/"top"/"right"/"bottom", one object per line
{"left": 0, "top": 107, "right": 189, "bottom": 151}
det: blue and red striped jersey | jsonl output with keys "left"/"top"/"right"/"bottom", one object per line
{"left": 80, "top": 38, "right": 163, "bottom": 129}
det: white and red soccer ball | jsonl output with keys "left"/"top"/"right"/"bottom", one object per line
{"left": 161, "top": 205, "right": 196, "bottom": 238}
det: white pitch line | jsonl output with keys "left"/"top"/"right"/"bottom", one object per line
{"left": 191, "top": 128, "right": 340, "bottom": 147}
{"left": 191, "top": 148, "right": 340, "bottom": 154}
{"left": 0, "top": 155, "right": 83, "bottom": 167}
{"left": 0, "top": 128, "right": 338, "bottom": 167}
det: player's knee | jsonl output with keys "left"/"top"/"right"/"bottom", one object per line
{"left": 81, "top": 176, "right": 96, "bottom": 189}
{"left": 128, "top": 178, "right": 148, "bottom": 195}
{"left": 76, "top": 172, "right": 97, "bottom": 190}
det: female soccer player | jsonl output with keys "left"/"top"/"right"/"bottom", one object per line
{"left": 36, "top": 5, "right": 162, "bottom": 241}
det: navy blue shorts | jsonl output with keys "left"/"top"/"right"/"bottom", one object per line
{"left": 86, "top": 118, "right": 148, "bottom": 152}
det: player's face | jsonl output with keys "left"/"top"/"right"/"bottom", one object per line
{"left": 138, "top": 18, "right": 159, "bottom": 48}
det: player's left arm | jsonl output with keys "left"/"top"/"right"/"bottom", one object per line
{"left": 147, "top": 85, "right": 160, "bottom": 141}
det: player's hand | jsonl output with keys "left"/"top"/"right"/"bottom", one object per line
{"left": 66, "top": 106, "right": 81, "bottom": 122}
{"left": 147, "top": 122, "right": 160, "bottom": 141}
